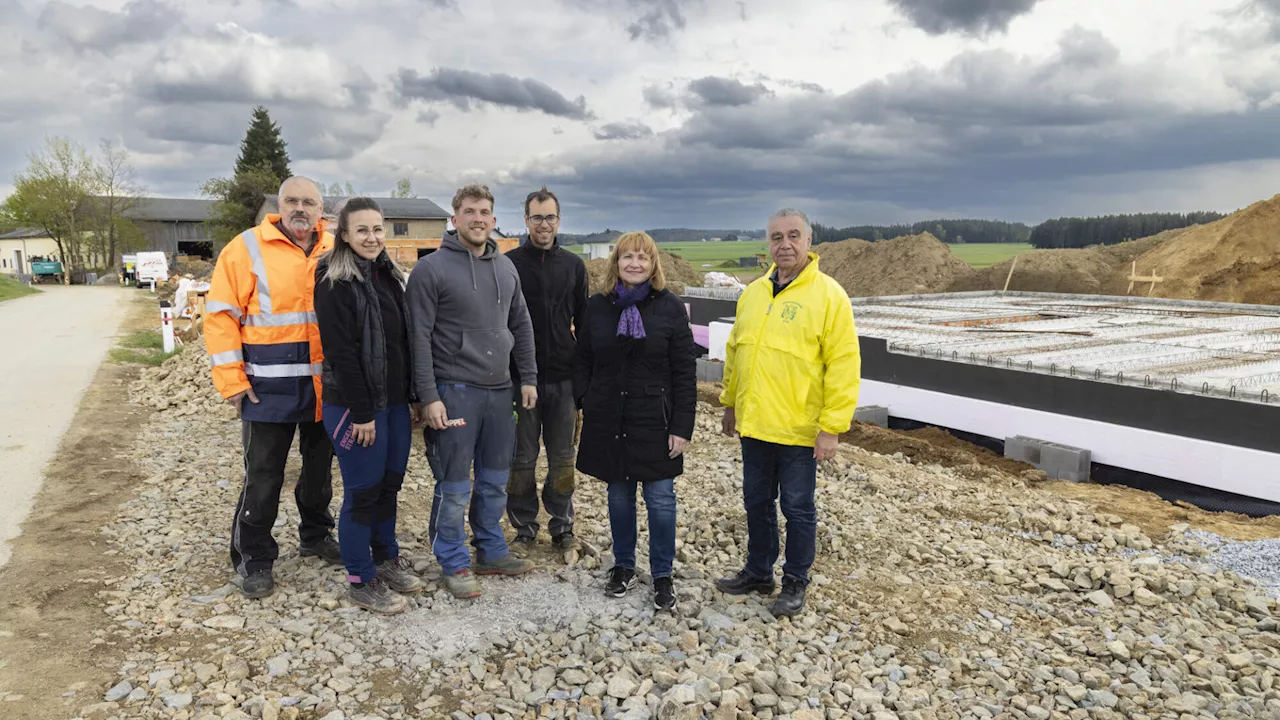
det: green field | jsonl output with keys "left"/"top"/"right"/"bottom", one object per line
{"left": 0, "top": 274, "right": 38, "bottom": 302}
{"left": 571, "top": 240, "right": 1031, "bottom": 270}
{"left": 948, "top": 243, "right": 1034, "bottom": 268}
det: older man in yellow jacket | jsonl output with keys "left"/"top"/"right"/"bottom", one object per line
{"left": 716, "top": 207, "right": 861, "bottom": 617}
{"left": 206, "top": 176, "right": 341, "bottom": 599}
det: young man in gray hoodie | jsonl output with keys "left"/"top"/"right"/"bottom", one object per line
{"left": 406, "top": 183, "right": 539, "bottom": 599}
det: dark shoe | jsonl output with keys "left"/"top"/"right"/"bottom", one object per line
{"left": 348, "top": 577, "right": 409, "bottom": 614}
{"left": 716, "top": 570, "right": 775, "bottom": 596}
{"left": 552, "top": 532, "right": 579, "bottom": 551}
{"left": 769, "top": 578, "right": 807, "bottom": 617}
{"left": 376, "top": 557, "right": 426, "bottom": 593}
{"left": 511, "top": 534, "right": 537, "bottom": 548}
{"left": 241, "top": 569, "right": 274, "bottom": 599}
{"left": 605, "top": 567, "right": 637, "bottom": 598}
{"left": 299, "top": 536, "right": 343, "bottom": 566}
{"left": 653, "top": 576, "right": 676, "bottom": 611}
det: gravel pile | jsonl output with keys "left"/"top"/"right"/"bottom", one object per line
{"left": 75, "top": 346, "right": 1280, "bottom": 720}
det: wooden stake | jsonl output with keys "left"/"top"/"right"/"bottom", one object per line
{"left": 1002, "top": 254, "right": 1020, "bottom": 296}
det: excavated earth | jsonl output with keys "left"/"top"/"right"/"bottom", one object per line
{"left": 62, "top": 344, "right": 1280, "bottom": 720}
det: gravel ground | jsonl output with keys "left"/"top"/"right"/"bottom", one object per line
{"left": 66, "top": 344, "right": 1280, "bottom": 720}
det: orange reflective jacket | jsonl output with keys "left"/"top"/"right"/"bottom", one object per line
{"left": 206, "top": 215, "right": 333, "bottom": 423}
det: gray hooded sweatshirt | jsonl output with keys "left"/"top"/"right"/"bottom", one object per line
{"left": 405, "top": 231, "right": 537, "bottom": 405}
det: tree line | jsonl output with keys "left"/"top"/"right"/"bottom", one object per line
{"left": 1, "top": 138, "right": 145, "bottom": 280}
{"left": 812, "top": 219, "right": 1032, "bottom": 245}
{"left": 1027, "top": 212, "right": 1227, "bottom": 249}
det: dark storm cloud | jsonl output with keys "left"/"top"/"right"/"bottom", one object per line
{"left": 642, "top": 83, "right": 679, "bottom": 110}
{"left": 887, "top": 0, "right": 1041, "bottom": 36}
{"left": 592, "top": 120, "right": 654, "bottom": 140}
{"left": 392, "top": 68, "right": 594, "bottom": 120}
{"left": 37, "top": 0, "right": 182, "bottom": 51}
{"left": 687, "top": 76, "right": 771, "bottom": 106}
{"left": 505, "top": 27, "right": 1280, "bottom": 228}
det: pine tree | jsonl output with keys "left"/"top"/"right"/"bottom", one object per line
{"left": 234, "top": 106, "right": 291, "bottom": 185}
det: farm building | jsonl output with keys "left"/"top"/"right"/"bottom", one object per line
{"left": 124, "top": 198, "right": 218, "bottom": 259}
{"left": 0, "top": 227, "right": 62, "bottom": 276}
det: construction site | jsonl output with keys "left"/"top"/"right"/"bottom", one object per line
{"left": 4, "top": 191, "right": 1280, "bottom": 720}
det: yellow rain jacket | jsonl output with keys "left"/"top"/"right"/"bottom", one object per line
{"left": 719, "top": 253, "right": 862, "bottom": 447}
{"left": 206, "top": 215, "right": 333, "bottom": 424}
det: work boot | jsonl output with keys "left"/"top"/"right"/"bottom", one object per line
{"left": 715, "top": 570, "right": 775, "bottom": 596}
{"left": 511, "top": 534, "right": 536, "bottom": 549}
{"left": 299, "top": 536, "right": 343, "bottom": 566}
{"left": 552, "top": 531, "right": 579, "bottom": 551}
{"left": 475, "top": 554, "right": 536, "bottom": 576}
{"left": 347, "top": 577, "right": 409, "bottom": 614}
{"left": 605, "top": 567, "right": 637, "bottom": 598}
{"left": 444, "top": 569, "right": 482, "bottom": 599}
{"left": 376, "top": 557, "right": 426, "bottom": 593}
{"left": 653, "top": 576, "right": 676, "bottom": 611}
{"left": 241, "top": 569, "right": 274, "bottom": 599}
{"left": 769, "top": 578, "right": 807, "bottom": 617}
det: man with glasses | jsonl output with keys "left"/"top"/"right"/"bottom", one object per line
{"left": 206, "top": 176, "right": 342, "bottom": 599}
{"left": 504, "top": 186, "right": 588, "bottom": 551}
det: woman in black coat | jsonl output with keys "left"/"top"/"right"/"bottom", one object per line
{"left": 574, "top": 231, "right": 696, "bottom": 611}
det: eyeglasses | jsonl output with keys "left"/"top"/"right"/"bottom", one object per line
{"left": 526, "top": 215, "right": 559, "bottom": 225}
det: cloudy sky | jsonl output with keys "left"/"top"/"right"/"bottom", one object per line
{"left": 3, "top": 0, "right": 1280, "bottom": 233}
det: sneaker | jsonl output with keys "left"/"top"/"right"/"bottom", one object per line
{"left": 376, "top": 557, "right": 426, "bottom": 593}
{"left": 653, "top": 576, "right": 676, "bottom": 611}
{"left": 475, "top": 554, "right": 536, "bottom": 576}
{"left": 552, "top": 532, "right": 579, "bottom": 551}
{"left": 444, "top": 569, "right": 482, "bottom": 599}
{"left": 769, "top": 578, "right": 807, "bottom": 617}
{"left": 347, "top": 577, "right": 409, "bottom": 614}
{"left": 299, "top": 536, "right": 343, "bottom": 566}
{"left": 605, "top": 567, "right": 637, "bottom": 598}
{"left": 715, "top": 570, "right": 775, "bottom": 596}
{"left": 241, "top": 569, "right": 274, "bottom": 599}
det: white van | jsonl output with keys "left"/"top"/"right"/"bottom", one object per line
{"left": 135, "top": 251, "right": 170, "bottom": 288}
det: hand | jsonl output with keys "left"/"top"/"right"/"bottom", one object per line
{"left": 228, "top": 388, "right": 259, "bottom": 418}
{"left": 411, "top": 403, "right": 428, "bottom": 429}
{"left": 721, "top": 407, "right": 736, "bottom": 437}
{"left": 424, "top": 401, "right": 449, "bottom": 430}
{"left": 351, "top": 420, "right": 376, "bottom": 447}
{"left": 814, "top": 431, "right": 839, "bottom": 461}
{"left": 521, "top": 385, "right": 538, "bottom": 410}
{"left": 668, "top": 434, "right": 688, "bottom": 459}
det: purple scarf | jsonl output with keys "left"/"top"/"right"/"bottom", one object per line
{"left": 613, "top": 281, "right": 649, "bottom": 339}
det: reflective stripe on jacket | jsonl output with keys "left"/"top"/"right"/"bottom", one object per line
{"left": 718, "top": 253, "right": 862, "bottom": 447}
{"left": 206, "top": 215, "right": 333, "bottom": 423}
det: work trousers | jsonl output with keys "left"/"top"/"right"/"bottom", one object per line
{"left": 507, "top": 379, "right": 577, "bottom": 539}
{"left": 323, "top": 403, "right": 411, "bottom": 584}
{"left": 425, "top": 384, "right": 517, "bottom": 574}
{"left": 229, "top": 419, "right": 335, "bottom": 577}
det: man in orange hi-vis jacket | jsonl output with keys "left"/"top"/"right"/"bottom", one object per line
{"left": 206, "top": 175, "right": 342, "bottom": 599}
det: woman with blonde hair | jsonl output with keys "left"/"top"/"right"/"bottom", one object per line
{"left": 314, "top": 197, "right": 426, "bottom": 614}
{"left": 574, "top": 231, "right": 697, "bottom": 610}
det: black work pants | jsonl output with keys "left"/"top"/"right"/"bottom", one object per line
{"left": 229, "top": 420, "right": 335, "bottom": 577}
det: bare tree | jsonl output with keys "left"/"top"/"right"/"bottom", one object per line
{"left": 92, "top": 139, "right": 145, "bottom": 268}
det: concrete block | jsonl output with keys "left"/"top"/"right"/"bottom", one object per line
{"left": 1040, "top": 442, "right": 1091, "bottom": 482}
{"left": 1004, "top": 435, "right": 1091, "bottom": 482}
{"left": 1003, "top": 435, "right": 1042, "bottom": 465}
{"left": 854, "top": 405, "right": 889, "bottom": 428}
{"left": 696, "top": 358, "right": 724, "bottom": 383}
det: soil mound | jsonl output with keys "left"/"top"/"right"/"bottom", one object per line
{"left": 950, "top": 194, "right": 1280, "bottom": 305}
{"left": 816, "top": 232, "right": 976, "bottom": 297}
{"left": 585, "top": 250, "right": 702, "bottom": 295}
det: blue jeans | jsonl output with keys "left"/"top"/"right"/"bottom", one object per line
{"left": 740, "top": 437, "right": 817, "bottom": 585}
{"left": 607, "top": 479, "right": 677, "bottom": 579}
{"left": 322, "top": 403, "right": 411, "bottom": 583}
{"left": 425, "top": 384, "right": 516, "bottom": 575}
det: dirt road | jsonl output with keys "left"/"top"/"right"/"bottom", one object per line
{"left": 0, "top": 285, "right": 131, "bottom": 568}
